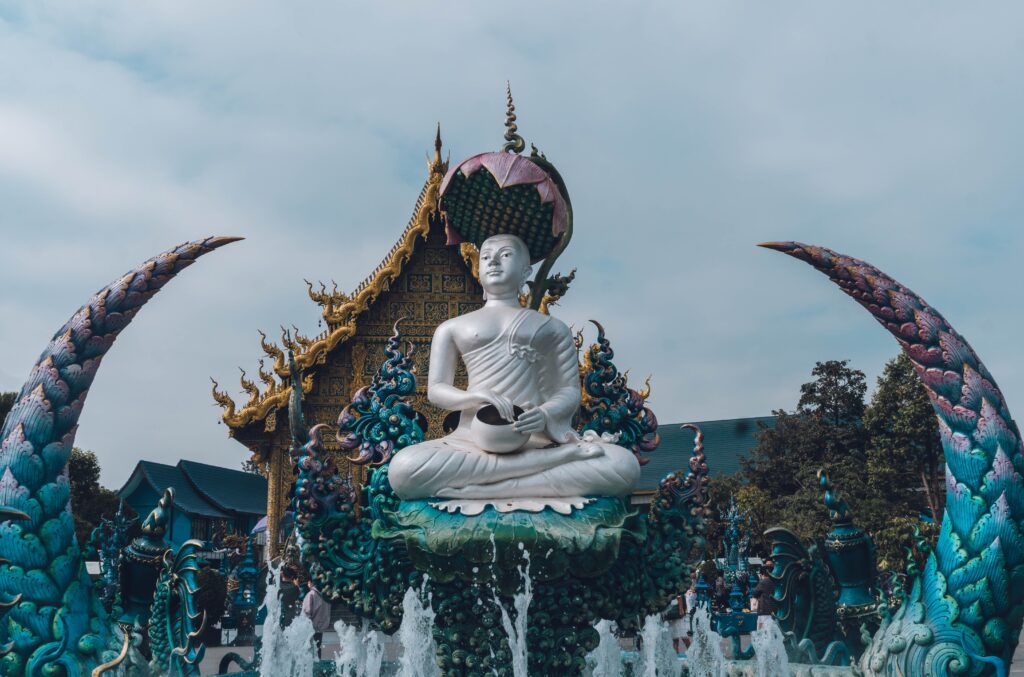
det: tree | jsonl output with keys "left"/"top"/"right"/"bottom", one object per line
{"left": 727, "top": 355, "right": 944, "bottom": 571}
{"left": 799, "top": 360, "right": 867, "bottom": 425}
{"left": 864, "top": 353, "right": 944, "bottom": 522}
{"left": 735, "top": 360, "right": 870, "bottom": 554}
{"left": 702, "top": 473, "right": 742, "bottom": 558}
{"left": 0, "top": 391, "right": 16, "bottom": 430}
{"left": 69, "top": 448, "right": 123, "bottom": 547}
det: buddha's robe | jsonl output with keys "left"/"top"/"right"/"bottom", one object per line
{"left": 388, "top": 308, "right": 640, "bottom": 505}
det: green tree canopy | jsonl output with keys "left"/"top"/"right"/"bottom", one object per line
{"left": 864, "top": 352, "right": 944, "bottom": 522}
{"left": 69, "top": 448, "right": 124, "bottom": 547}
{"left": 733, "top": 360, "right": 869, "bottom": 553}
{"left": 719, "top": 356, "right": 942, "bottom": 571}
{"left": 0, "top": 391, "right": 16, "bottom": 429}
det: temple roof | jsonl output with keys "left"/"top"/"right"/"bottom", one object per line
{"left": 118, "top": 459, "right": 268, "bottom": 518}
{"left": 212, "top": 129, "right": 450, "bottom": 430}
{"left": 636, "top": 416, "right": 776, "bottom": 491}
{"left": 178, "top": 459, "right": 268, "bottom": 515}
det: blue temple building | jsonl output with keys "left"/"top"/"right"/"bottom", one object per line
{"left": 118, "top": 459, "right": 267, "bottom": 549}
{"left": 633, "top": 415, "right": 775, "bottom": 502}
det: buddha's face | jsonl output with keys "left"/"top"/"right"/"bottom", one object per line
{"left": 478, "top": 235, "right": 531, "bottom": 297}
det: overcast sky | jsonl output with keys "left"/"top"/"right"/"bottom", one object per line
{"left": 1, "top": 2, "right": 1022, "bottom": 488}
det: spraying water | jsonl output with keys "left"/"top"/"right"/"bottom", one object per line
{"left": 750, "top": 617, "right": 789, "bottom": 677}
{"left": 685, "top": 608, "right": 726, "bottom": 677}
{"left": 397, "top": 578, "right": 439, "bottom": 677}
{"left": 491, "top": 542, "right": 532, "bottom": 677}
{"left": 280, "top": 615, "right": 316, "bottom": 676}
{"left": 638, "top": 613, "right": 681, "bottom": 677}
{"left": 258, "top": 562, "right": 317, "bottom": 677}
{"left": 586, "top": 619, "right": 623, "bottom": 677}
{"left": 334, "top": 619, "right": 385, "bottom": 677}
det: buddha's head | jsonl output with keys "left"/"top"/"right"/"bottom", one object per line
{"left": 478, "top": 234, "right": 532, "bottom": 299}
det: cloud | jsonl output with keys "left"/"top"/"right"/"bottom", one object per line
{"left": 1, "top": 2, "right": 1022, "bottom": 487}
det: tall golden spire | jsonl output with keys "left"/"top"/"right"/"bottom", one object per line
{"left": 430, "top": 122, "right": 448, "bottom": 174}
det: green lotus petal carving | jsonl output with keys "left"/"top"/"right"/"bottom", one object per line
{"left": 374, "top": 498, "right": 645, "bottom": 595}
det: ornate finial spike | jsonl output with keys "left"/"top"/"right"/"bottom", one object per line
{"left": 503, "top": 82, "right": 526, "bottom": 154}
{"left": 430, "top": 122, "right": 445, "bottom": 172}
{"left": 818, "top": 468, "right": 851, "bottom": 522}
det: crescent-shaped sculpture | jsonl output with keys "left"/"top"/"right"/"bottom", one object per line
{"left": 764, "top": 241, "right": 1022, "bottom": 676}
{"left": 0, "top": 236, "right": 239, "bottom": 675}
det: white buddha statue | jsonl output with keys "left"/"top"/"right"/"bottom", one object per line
{"left": 388, "top": 234, "right": 640, "bottom": 513}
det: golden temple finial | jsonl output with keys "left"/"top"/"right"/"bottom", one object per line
{"left": 280, "top": 326, "right": 299, "bottom": 353}
{"left": 258, "top": 330, "right": 281, "bottom": 359}
{"left": 239, "top": 367, "right": 260, "bottom": 405}
{"left": 291, "top": 325, "right": 313, "bottom": 349}
{"left": 430, "top": 122, "right": 448, "bottom": 174}
{"left": 257, "top": 359, "right": 277, "bottom": 392}
{"left": 503, "top": 82, "right": 525, "bottom": 154}
{"left": 210, "top": 378, "right": 237, "bottom": 418}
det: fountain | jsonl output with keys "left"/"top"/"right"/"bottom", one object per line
{"left": 685, "top": 608, "right": 727, "bottom": 677}
{"left": 637, "top": 613, "right": 681, "bottom": 677}
{"left": 750, "top": 619, "right": 789, "bottom": 677}
{"left": 257, "top": 562, "right": 318, "bottom": 677}
{"left": 396, "top": 580, "right": 439, "bottom": 677}
{"left": 585, "top": 620, "right": 623, "bottom": 677}
{"left": 0, "top": 101, "right": 1020, "bottom": 677}
{"left": 334, "top": 621, "right": 384, "bottom": 677}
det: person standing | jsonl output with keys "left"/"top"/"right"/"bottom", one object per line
{"left": 278, "top": 565, "right": 301, "bottom": 628}
{"left": 752, "top": 571, "right": 776, "bottom": 628}
{"left": 302, "top": 582, "right": 332, "bottom": 658}
{"left": 684, "top": 584, "right": 698, "bottom": 614}
{"left": 714, "top": 576, "right": 728, "bottom": 609}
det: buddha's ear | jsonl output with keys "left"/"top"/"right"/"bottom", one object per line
{"left": 521, "top": 265, "right": 533, "bottom": 284}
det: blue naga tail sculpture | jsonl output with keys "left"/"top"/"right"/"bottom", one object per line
{"left": 0, "top": 237, "right": 237, "bottom": 675}
{"left": 765, "top": 242, "right": 1023, "bottom": 676}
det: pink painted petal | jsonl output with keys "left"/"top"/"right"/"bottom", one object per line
{"left": 551, "top": 196, "right": 569, "bottom": 237}
{"left": 535, "top": 181, "right": 556, "bottom": 204}
{"left": 439, "top": 153, "right": 488, "bottom": 196}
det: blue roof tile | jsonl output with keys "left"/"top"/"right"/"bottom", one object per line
{"left": 123, "top": 461, "right": 230, "bottom": 519}
{"left": 178, "top": 460, "right": 267, "bottom": 516}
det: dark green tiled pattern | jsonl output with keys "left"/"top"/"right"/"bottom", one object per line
{"left": 441, "top": 169, "right": 559, "bottom": 261}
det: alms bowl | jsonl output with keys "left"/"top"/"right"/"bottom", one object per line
{"left": 471, "top": 404, "right": 528, "bottom": 454}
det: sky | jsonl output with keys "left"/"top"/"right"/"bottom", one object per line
{"left": 1, "top": 2, "right": 1022, "bottom": 488}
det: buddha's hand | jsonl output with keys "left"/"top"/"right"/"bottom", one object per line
{"left": 474, "top": 390, "right": 516, "bottom": 423}
{"left": 513, "top": 406, "right": 547, "bottom": 434}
